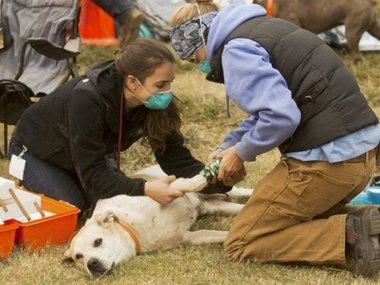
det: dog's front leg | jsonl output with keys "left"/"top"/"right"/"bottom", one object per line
{"left": 183, "top": 230, "right": 228, "bottom": 244}
{"left": 170, "top": 174, "right": 208, "bottom": 193}
{"left": 226, "top": 186, "right": 253, "bottom": 198}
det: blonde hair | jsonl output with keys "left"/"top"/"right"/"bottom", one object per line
{"left": 170, "top": 0, "right": 219, "bottom": 27}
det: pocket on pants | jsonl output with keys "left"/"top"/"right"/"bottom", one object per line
{"left": 288, "top": 172, "right": 313, "bottom": 196}
{"left": 288, "top": 170, "right": 355, "bottom": 218}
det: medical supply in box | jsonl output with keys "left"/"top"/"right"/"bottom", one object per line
{"left": 0, "top": 188, "right": 42, "bottom": 221}
{"left": 14, "top": 194, "right": 80, "bottom": 251}
{"left": 0, "top": 177, "right": 80, "bottom": 254}
{"left": 0, "top": 177, "right": 15, "bottom": 200}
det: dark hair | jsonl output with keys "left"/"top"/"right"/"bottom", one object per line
{"left": 115, "top": 39, "right": 182, "bottom": 152}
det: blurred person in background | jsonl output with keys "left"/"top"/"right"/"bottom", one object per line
{"left": 93, "top": 0, "right": 143, "bottom": 46}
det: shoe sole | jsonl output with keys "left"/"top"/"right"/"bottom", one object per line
{"left": 354, "top": 208, "right": 380, "bottom": 277}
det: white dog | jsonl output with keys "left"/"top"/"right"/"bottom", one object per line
{"left": 63, "top": 165, "right": 252, "bottom": 277}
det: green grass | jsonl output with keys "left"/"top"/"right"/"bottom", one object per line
{"left": 2, "top": 42, "right": 380, "bottom": 284}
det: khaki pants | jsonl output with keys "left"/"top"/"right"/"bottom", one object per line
{"left": 224, "top": 150, "right": 377, "bottom": 265}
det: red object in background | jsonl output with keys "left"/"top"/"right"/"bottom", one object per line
{"left": 79, "top": 0, "right": 119, "bottom": 46}
{"left": 0, "top": 221, "right": 18, "bottom": 260}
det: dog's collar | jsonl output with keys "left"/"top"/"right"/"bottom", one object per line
{"left": 266, "top": 0, "right": 274, "bottom": 16}
{"left": 116, "top": 221, "right": 141, "bottom": 255}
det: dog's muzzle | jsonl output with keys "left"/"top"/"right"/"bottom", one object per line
{"left": 87, "top": 258, "right": 108, "bottom": 276}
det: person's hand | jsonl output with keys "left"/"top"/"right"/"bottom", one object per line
{"left": 144, "top": 176, "right": 185, "bottom": 205}
{"left": 207, "top": 148, "right": 223, "bottom": 164}
{"left": 221, "top": 165, "right": 246, "bottom": 186}
{"left": 217, "top": 147, "right": 246, "bottom": 186}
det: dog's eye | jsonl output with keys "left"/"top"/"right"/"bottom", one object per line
{"left": 75, "top": 253, "right": 83, "bottom": 260}
{"left": 94, "top": 238, "right": 102, "bottom": 247}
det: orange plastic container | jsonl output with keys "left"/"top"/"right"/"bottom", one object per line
{"left": 14, "top": 195, "right": 80, "bottom": 251}
{"left": 0, "top": 221, "right": 19, "bottom": 260}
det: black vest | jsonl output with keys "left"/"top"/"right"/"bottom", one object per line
{"left": 207, "top": 16, "right": 378, "bottom": 153}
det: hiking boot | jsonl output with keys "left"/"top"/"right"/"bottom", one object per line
{"left": 119, "top": 8, "right": 143, "bottom": 48}
{"left": 346, "top": 207, "right": 380, "bottom": 277}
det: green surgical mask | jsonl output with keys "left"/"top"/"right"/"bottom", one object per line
{"left": 144, "top": 90, "right": 173, "bottom": 110}
{"left": 198, "top": 58, "right": 212, "bottom": 74}
{"left": 130, "top": 80, "right": 173, "bottom": 110}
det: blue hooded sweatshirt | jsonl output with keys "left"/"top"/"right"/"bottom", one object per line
{"left": 206, "top": 3, "right": 380, "bottom": 162}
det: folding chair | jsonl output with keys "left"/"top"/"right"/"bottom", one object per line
{"left": 0, "top": 0, "right": 81, "bottom": 158}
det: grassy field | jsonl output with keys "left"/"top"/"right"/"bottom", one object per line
{"left": 2, "top": 41, "right": 380, "bottom": 284}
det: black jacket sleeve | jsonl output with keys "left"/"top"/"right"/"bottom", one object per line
{"left": 154, "top": 132, "right": 231, "bottom": 194}
{"left": 68, "top": 88, "right": 145, "bottom": 200}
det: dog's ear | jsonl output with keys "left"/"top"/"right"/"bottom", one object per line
{"left": 62, "top": 248, "right": 74, "bottom": 264}
{"left": 96, "top": 210, "right": 119, "bottom": 228}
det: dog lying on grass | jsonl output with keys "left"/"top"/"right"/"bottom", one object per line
{"left": 253, "top": 0, "right": 380, "bottom": 62}
{"left": 63, "top": 165, "right": 251, "bottom": 277}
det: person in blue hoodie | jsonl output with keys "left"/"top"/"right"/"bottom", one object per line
{"left": 169, "top": 0, "right": 380, "bottom": 277}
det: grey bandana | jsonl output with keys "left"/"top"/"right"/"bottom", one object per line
{"left": 169, "top": 11, "right": 218, "bottom": 60}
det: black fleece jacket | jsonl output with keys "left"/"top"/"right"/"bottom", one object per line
{"left": 14, "top": 61, "right": 229, "bottom": 199}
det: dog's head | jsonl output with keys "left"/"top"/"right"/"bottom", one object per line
{"left": 63, "top": 211, "right": 138, "bottom": 277}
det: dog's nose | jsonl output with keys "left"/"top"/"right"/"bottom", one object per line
{"left": 87, "top": 258, "right": 107, "bottom": 276}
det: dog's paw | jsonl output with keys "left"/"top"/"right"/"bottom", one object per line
{"left": 170, "top": 174, "right": 208, "bottom": 193}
